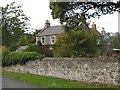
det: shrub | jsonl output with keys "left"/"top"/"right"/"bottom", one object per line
{"left": 17, "top": 36, "right": 29, "bottom": 47}
{"left": 53, "top": 30, "right": 98, "bottom": 57}
{"left": 25, "top": 44, "right": 39, "bottom": 53}
{"left": 25, "top": 44, "right": 53, "bottom": 57}
{"left": 9, "top": 44, "right": 18, "bottom": 51}
{"left": 2, "top": 52, "right": 44, "bottom": 67}
{"left": 37, "top": 45, "right": 53, "bottom": 57}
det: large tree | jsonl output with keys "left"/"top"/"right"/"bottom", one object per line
{"left": 1, "top": 2, "right": 30, "bottom": 47}
{"left": 50, "top": 1, "right": 120, "bottom": 57}
{"left": 50, "top": 1, "right": 120, "bottom": 30}
{"left": 53, "top": 29, "right": 98, "bottom": 57}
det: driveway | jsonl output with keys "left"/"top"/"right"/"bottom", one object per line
{"left": 2, "top": 76, "right": 37, "bottom": 88}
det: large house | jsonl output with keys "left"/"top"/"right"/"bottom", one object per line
{"left": 36, "top": 20, "right": 110, "bottom": 46}
{"left": 36, "top": 20, "right": 64, "bottom": 45}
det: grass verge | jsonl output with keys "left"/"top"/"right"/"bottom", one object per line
{"left": 2, "top": 71, "right": 118, "bottom": 88}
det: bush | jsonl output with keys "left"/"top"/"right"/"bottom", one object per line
{"left": 37, "top": 45, "right": 53, "bottom": 57}
{"left": 17, "top": 36, "right": 29, "bottom": 47}
{"left": 25, "top": 44, "right": 53, "bottom": 57}
{"left": 53, "top": 30, "right": 98, "bottom": 57}
{"left": 9, "top": 44, "right": 18, "bottom": 51}
{"left": 36, "top": 42, "right": 53, "bottom": 57}
{"left": 2, "top": 52, "right": 44, "bottom": 67}
{"left": 25, "top": 44, "right": 39, "bottom": 52}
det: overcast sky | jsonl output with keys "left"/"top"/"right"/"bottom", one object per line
{"left": 0, "top": 0, "right": 119, "bottom": 33}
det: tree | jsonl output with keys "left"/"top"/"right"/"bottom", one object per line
{"left": 24, "top": 33, "right": 34, "bottom": 43}
{"left": 17, "top": 36, "right": 29, "bottom": 47}
{"left": 111, "top": 32, "right": 120, "bottom": 49}
{"left": 53, "top": 29, "right": 98, "bottom": 57}
{"left": 1, "top": 2, "right": 30, "bottom": 47}
{"left": 50, "top": 1, "right": 120, "bottom": 30}
{"left": 50, "top": 1, "right": 120, "bottom": 57}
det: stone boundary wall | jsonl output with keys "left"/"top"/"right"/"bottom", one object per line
{"left": 3, "top": 57, "right": 120, "bottom": 85}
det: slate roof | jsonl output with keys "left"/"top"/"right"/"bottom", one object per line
{"left": 36, "top": 25, "right": 101, "bottom": 37}
{"left": 36, "top": 25, "right": 64, "bottom": 36}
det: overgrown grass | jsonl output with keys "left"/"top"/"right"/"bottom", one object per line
{"left": 2, "top": 71, "right": 118, "bottom": 88}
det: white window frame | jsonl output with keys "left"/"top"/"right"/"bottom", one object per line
{"left": 51, "top": 36, "right": 56, "bottom": 44}
{"left": 41, "top": 36, "right": 46, "bottom": 45}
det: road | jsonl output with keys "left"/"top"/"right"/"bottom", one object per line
{"left": 2, "top": 76, "right": 37, "bottom": 88}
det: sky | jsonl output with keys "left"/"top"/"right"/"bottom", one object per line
{"left": 0, "top": 0, "right": 119, "bottom": 33}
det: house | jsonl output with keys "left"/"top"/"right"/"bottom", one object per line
{"left": 36, "top": 20, "right": 110, "bottom": 47}
{"left": 98, "top": 27, "right": 111, "bottom": 45}
{"left": 90, "top": 22, "right": 111, "bottom": 46}
{"left": 36, "top": 20, "right": 64, "bottom": 45}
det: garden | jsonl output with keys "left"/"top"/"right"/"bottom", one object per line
{"left": 1, "top": 1, "right": 120, "bottom": 88}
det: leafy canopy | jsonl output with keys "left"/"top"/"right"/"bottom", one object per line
{"left": 50, "top": 1, "right": 120, "bottom": 29}
{"left": 110, "top": 32, "right": 120, "bottom": 49}
{"left": 1, "top": 2, "right": 30, "bottom": 47}
{"left": 53, "top": 29, "right": 98, "bottom": 57}
{"left": 17, "top": 36, "right": 29, "bottom": 47}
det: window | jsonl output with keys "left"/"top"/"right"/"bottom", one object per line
{"left": 51, "top": 36, "right": 56, "bottom": 44}
{"left": 41, "top": 37, "right": 45, "bottom": 45}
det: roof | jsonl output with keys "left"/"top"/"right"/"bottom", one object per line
{"left": 36, "top": 25, "right": 64, "bottom": 36}
{"left": 36, "top": 25, "right": 102, "bottom": 37}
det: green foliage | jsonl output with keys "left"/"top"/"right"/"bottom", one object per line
{"left": 53, "top": 30, "right": 98, "bottom": 57}
{"left": 17, "top": 36, "right": 29, "bottom": 47}
{"left": 25, "top": 44, "right": 53, "bottom": 57}
{"left": 50, "top": 2, "right": 120, "bottom": 30}
{"left": 1, "top": 2, "right": 30, "bottom": 47}
{"left": 111, "top": 32, "right": 120, "bottom": 49}
{"left": 9, "top": 43, "right": 18, "bottom": 51}
{"left": 2, "top": 52, "right": 43, "bottom": 67}
{"left": 37, "top": 45, "right": 53, "bottom": 57}
{"left": 36, "top": 41, "right": 53, "bottom": 57}
{"left": 25, "top": 44, "right": 39, "bottom": 53}
{"left": 24, "top": 33, "right": 35, "bottom": 44}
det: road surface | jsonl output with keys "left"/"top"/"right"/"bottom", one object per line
{"left": 2, "top": 76, "right": 37, "bottom": 88}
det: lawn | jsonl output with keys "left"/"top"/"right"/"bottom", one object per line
{"left": 2, "top": 71, "right": 118, "bottom": 88}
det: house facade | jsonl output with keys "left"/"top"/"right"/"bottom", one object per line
{"left": 36, "top": 20, "right": 110, "bottom": 47}
{"left": 36, "top": 20, "right": 64, "bottom": 45}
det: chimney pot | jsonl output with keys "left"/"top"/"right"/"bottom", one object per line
{"left": 44, "top": 20, "right": 50, "bottom": 28}
{"left": 92, "top": 22, "right": 96, "bottom": 29}
{"left": 101, "top": 27, "right": 106, "bottom": 35}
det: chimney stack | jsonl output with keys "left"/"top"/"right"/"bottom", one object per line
{"left": 92, "top": 22, "right": 96, "bottom": 30}
{"left": 44, "top": 20, "right": 50, "bottom": 29}
{"left": 101, "top": 27, "right": 106, "bottom": 35}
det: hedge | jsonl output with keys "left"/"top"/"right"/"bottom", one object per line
{"left": 2, "top": 52, "right": 44, "bottom": 67}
